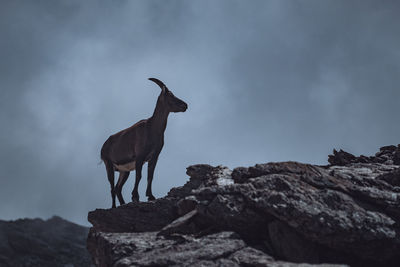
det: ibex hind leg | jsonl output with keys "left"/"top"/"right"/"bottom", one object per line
{"left": 104, "top": 160, "right": 116, "bottom": 208}
{"left": 116, "top": 171, "right": 130, "bottom": 205}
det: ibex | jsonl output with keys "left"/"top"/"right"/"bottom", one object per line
{"left": 100, "top": 78, "right": 188, "bottom": 208}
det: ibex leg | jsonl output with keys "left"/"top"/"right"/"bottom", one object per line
{"left": 104, "top": 160, "right": 116, "bottom": 208}
{"left": 132, "top": 159, "right": 144, "bottom": 202}
{"left": 146, "top": 157, "right": 158, "bottom": 201}
{"left": 116, "top": 171, "right": 130, "bottom": 205}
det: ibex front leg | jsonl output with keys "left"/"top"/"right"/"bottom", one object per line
{"left": 132, "top": 158, "right": 144, "bottom": 202}
{"left": 146, "top": 154, "right": 160, "bottom": 201}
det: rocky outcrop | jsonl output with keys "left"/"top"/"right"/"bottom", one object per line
{"left": 87, "top": 145, "right": 400, "bottom": 267}
{"left": 0, "top": 216, "right": 91, "bottom": 267}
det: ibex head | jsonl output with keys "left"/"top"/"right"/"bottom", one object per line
{"left": 149, "top": 78, "right": 188, "bottom": 113}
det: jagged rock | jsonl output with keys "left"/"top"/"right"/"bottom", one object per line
{"left": 176, "top": 196, "right": 199, "bottom": 216}
{"left": 158, "top": 209, "right": 199, "bottom": 237}
{"left": 195, "top": 162, "right": 400, "bottom": 264}
{"left": 88, "top": 198, "right": 177, "bottom": 233}
{"left": 195, "top": 191, "right": 272, "bottom": 241}
{"left": 328, "top": 145, "right": 400, "bottom": 166}
{"left": 167, "top": 164, "right": 234, "bottom": 198}
{"left": 88, "top": 230, "right": 345, "bottom": 267}
{"left": 378, "top": 168, "right": 400, "bottom": 187}
{"left": 88, "top": 165, "right": 235, "bottom": 233}
{"left": 0, "top": 216, "right": 91, "bottom": 267}
{"left": 393, "top": 147, "right": 400, "bottom": 165}
{"left": 88, "top": 145, "right": 400, "bottom": 267}
{"left": 328, "top": 149, "right": 357, "bottom": 166}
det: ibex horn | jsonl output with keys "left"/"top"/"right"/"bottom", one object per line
{"left": 148, "top": 78, "right": 167, "bottom": 91}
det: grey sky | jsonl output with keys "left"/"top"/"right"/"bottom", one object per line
{"left": 1, "top": 0, "right": 399, "bottom": 225}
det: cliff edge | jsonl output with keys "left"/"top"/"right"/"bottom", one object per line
{"left": 87, "top": 145, "right": 400, "bottom": 267}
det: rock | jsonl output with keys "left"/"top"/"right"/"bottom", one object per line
{"left": 379, "top": 145, "right": 398, "bottom": 153}
{"left": 88, "top": 230, "right": 345, "bottom": 267}
{"left": 328, "top": 149, "right": 357, "bottom": 166}
{"left": 378, "top": 168, "right": 400, "bottom": 187}
{"left": 195, "top": 191, "right": 272, "bottom": 241}
{"left": 393, "top": 148, "right": 400, "bottom": 165}
{"left": 228, "top": 247, "right": 344, "bottom": 267}
{"left": 0, "top": 216, "right": 91, "bottom": 267}
{"left": 168, "top": 164, "right": 234, "bottom": 198}
{"left": 268, "top": 220, "right": 319, "bottom": 263}
{"left": 88, "top": 198, "right": 177, "bottom": 233}
{"left": 193, "top": 162, "right": 400, "bottom": 264}
{"left": 88, "top": 145, "right": 400, "bottom": 267}
{"left": 158, "top": 209, "right": 199, "bottom": 237}
{"left": 328, "top": 145, "right": 400, "bottom": 166}
{"left": 176, "top": 196, "right": 199, "bottom": 216}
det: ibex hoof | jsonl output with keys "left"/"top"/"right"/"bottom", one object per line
{"left": 147, "top": 195, "right": 156, "bottom": 201}
{"left": 131, "top": 194, "right": 139, "bottom": 202}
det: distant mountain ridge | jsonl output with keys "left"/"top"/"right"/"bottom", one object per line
{"left": 0, "top": 216, "right": 91, "bottom": 267}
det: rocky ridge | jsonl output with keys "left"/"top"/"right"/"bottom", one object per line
{"left": 0, "top": 216, "right": 91, "bottom": 267}
{"left": 87, "top": 145, "right": 400, "bottom": 266}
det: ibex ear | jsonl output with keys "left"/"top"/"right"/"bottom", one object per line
{"left": 148, "top": 78, "right": 167, "bottom": 93}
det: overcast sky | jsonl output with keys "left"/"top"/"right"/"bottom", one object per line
{"left": 1, "top": 0, "right": 399, "bottom": 225}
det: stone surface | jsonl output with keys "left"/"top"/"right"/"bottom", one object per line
{"left": 158, "top": 209, "right": 199, "bottom": 237}
{"left": 0, "top": 216, "right": 91, "bottom": 267}
{"left": 88, "top": 145, "right": 400, "bottom": 267}
{"left": 88, "top": 231, "right": 344, "bottom": 267}
{"left": 88, "top": 198, "right": 177, "bottom": 233}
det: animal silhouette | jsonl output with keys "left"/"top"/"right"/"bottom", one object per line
{"left": 100, "top": 78, "right": 188, "bottom": 208}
